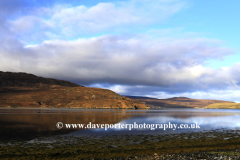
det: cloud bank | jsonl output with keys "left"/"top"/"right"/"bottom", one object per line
{"left": 1, "top": 35, "right": 237, "bottom": 95}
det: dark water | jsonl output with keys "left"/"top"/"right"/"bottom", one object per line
{"left": 0, "top": 108, "right": 240, "bottom": 140}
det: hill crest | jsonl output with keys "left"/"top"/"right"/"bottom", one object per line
{"left": 0, "top": 71, "right": 81, "bottom": 91}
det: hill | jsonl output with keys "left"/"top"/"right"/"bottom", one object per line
{"left": 0, "top": 71, "right": 148, "bottom": 109}
{"left": 205, "top": 103, "right": 240, "bottom": 109}
{"left": 125, "top": 96, "right": 234, "bottom": 108}
{"left": 0, "top": 71, "right": 80, "bottom": 91}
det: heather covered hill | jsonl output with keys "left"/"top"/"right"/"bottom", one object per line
{"left": 126, "top": 96, "right": 234, "bottom": 108}
{"left": 0, "top": 71, "right": 148, "bottom": 109}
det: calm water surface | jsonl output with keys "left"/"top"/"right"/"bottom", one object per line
{"left": 0, "top": 108, "right": 240, "bottom": 139}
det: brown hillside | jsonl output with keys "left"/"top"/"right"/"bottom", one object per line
{"left": 126, "top": 96, "right": 234, "bottom": 108}
{"left": 205, "top": 103, "right": 240, "bottom": 109}
{"left": 0, "top": 71, "right": 80, "bottom": 91}
{"left": 0, "top": 71, "right": 148, "bottom": 109}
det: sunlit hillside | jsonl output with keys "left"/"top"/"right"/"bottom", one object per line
{"left": 205, "top": 103, "right": 240, "bottom": 109}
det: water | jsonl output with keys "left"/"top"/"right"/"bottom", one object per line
{"left": 0, "top": 108, "right": 240, "bottom": 140}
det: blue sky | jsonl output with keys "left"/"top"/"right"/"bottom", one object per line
{"left": 1, "top": 0, "right": 240, "bottom": 102}
{"left": 172, "top": 0, "right": 240, "bottom": 69}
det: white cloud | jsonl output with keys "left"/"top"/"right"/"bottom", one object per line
{"left": 51, "top": 0, "right": 186, "bottom": 34}
{"left": 6, "top": 0, "right": 188, "bottom": 42}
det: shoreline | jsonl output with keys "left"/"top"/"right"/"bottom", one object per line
{"left": 1, "top": 129, "right": 240, "bottom": 159}
{"left": 2, "top": 106, "right": 240, "bottom": 109}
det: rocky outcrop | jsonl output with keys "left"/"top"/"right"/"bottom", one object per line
{"left": 0, "top": 71, "right": 148, "bottom": 109}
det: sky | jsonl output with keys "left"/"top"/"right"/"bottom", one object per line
{"left": 1, "top": 0, "right": 240, "bottom": 102}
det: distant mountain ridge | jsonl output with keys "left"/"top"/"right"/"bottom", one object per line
{"left": 0, "top": 71, "right": 148, "bottom": 109}
{"left": 125, "top": 96, "right": 234, "bottom": 108}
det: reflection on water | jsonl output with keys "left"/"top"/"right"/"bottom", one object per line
{"left": 0, "top": 108, "right": 138, "bottom": 140}
{"left": 69, "top": 109, "right": 240, "bottom": 136}
{"left": 1, "top": 108, "right": 240, "bottom": 140}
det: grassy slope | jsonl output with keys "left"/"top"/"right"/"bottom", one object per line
{"left": 205, "top": 103, "right": 240, "bottom": 109}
